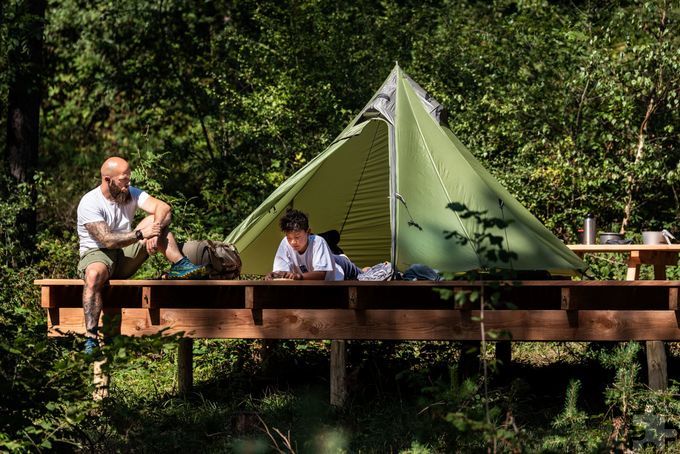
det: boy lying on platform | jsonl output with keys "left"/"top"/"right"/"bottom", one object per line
{"left": 265, "top": 209, "right": 362, "bottom": 281}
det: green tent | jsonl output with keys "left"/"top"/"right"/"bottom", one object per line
{"left": 226, "top": 65, "right": 585, "bottom": 276}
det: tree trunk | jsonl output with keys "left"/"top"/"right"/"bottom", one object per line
{"left": 5, "top": 0, "right": 46, "bottom": 254}
{"left": 620, "top": 96, "right": 655, "bottom": 234}
{"left": 620, "top": 6, "right": 667, "bottom": 234}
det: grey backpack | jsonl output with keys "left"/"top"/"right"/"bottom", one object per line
{"left": 181, "top": 240, "right": 242, "bottom": 279}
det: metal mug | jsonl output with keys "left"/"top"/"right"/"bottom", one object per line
{"left": 642, "top": 231, "right": 665, "bottom": 245}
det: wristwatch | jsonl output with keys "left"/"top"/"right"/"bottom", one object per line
{"left": 135, "top": 230, "right": 144, "bottom": 241}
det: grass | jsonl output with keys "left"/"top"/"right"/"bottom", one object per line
{"left": 75, "top": 339, "right": 680, "bottom": 452}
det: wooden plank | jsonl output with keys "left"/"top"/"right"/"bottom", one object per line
{"left": 567, "top": 244, "right": 680, "bottom": 253}
{"left": 640, "top": 251, "right": 680, "bottom": 267}
{"left": 87, "top": 308, "right": 680, "bottom": 341}
{"left": 41, "top": 287, "right": 55, "bottom": 308}
{"left": 38, "top": 284, "right": 674, "bottom": 310}
{"left": 177, "top": 338, "right": 193, "bottom": 395}
{"left": 34, "top": 278, "right": 680, "bottom": 288}
{"left": 48, "top": 308, "right": 85, "bottom": 335}
{"left": 670, "top": 288, "right": 679, "bottom": 311}
{"left": 330, "top": 340, "right": 347, "bottom": 407}
{"left": 38, "top": 285, "right": 83, "bottom": 308}
{"left": 47, "top": 308, "right": 122, "bottom": 336}
{"left": 568, "top": 286, "right": 669, "bottom": 310}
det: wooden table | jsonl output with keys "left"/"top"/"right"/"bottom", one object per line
{"left": 569, "top": 244, "right": 680, "bottom": 280}
{"left": 568, "top": 244, "right": 680, "bottom": 390}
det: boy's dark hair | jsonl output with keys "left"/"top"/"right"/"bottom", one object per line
{"left": 279, "top": 209, "right": 309, "bottom": 232}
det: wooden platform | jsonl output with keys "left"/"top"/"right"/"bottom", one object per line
{"left": 36, "top": 279, "right": 680, "bottom": 341}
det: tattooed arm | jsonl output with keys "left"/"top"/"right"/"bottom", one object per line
{"left": 85, "top": 221, "right": 138, "bottom": 249}
{"left": 85, "top": 220, "right": 161, "bottom": 249}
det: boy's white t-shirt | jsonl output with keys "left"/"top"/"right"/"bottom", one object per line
{"left": 272, "top": 234, "right": 343, "bottom": 281}
{"left": 77, "top": 186, "right": 150, "bottom": 254}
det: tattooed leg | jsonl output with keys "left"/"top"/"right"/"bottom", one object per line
{"left": 82, "top": 262, "right": 109, "bottom": 337}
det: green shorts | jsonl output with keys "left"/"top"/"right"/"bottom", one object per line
{"left": 77, "top": 242, "right": 148, "bottom": 279}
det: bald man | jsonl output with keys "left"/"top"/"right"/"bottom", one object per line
{"left": 77, "top": 157, "right": 203, "bottom": 352}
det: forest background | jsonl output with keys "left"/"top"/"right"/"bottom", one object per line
{"left": 1, "top": 0, "right": 680, "bottom": 452}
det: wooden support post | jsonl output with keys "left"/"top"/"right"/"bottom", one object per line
{"left": 245, "top": 286, "right": 263, "bottom": 325}
{"left": 653, "top": 264, "right": 666, "bottom": 281}
{"left": 142, "top": 286, "right": 160, "bottom": 325}
{"left": 41, "top": 286, "right": 55, "bottom": 308}
{"left": 626, "top": 264, "right": 640, "bottom": 281}
{"left": 245, "top": 286, "right": 255, "bottom": 308}
{"left": 330, "top": 340, "right": 347, "bottom": 407}
{"left": 92, "top": 357, "right": 109, "bottom": 401}
{"left": 561, "top": 287, "right": 579, "bottom": 310}
{"left": 177, "top": 338, "right": 194, "bottom": 395}
{"left": 40, "top": 287, "right": 62, "bottom": 327}
{"left": 495, "top": 341, "right": 511, "bottom": 368}
{"left": 635, "top": 256, "right": 668, "bottom": 391}
{"left": 458, "top": 341, "right": 481, "bottom": 380}
{"left": 347, "top": 287, "right": 360, "bottom": 309}
{"left": 646, "top": 341, "right": 667, "bottom": 391}
{"left": 670, "top": 288, "right": 679, "bottom": 311}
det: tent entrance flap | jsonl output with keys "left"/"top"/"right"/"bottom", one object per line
{"left": 340, "top": 120, "right": 384, "bottom": 238}
{"left": 226, "top": 119, "right": 391, "bottom": 274}
{"left": 296, "top": 120, "right": 391, "bottom": 268}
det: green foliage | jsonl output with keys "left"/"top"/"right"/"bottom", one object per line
{"left": 0, "top": 175, "right": 40, "bottom": 267}
{"left": 445, "top": 202, "right": 518, "bottom": 269}
{"left": 2, "top": 0, "right": 680, "bottom": 451}
{"left": 542, "top": 379, "right": 605, "bottom": 452}
{"left": 413, "top": 0, "right": 680, "bottom": 239}
{"left": 414, "top": 366, "right": 523, "bottom": 451}
{"left": 600, "top": 341, "right": 644, "bottom": 449}
{"left": 0, "top": 255, "right": 92, "bottom": 451}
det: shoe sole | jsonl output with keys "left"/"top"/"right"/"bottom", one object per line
{"left": 166, "top": 267, "right": 206, "bottom": 280}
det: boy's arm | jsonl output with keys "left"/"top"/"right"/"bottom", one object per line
{"left": 265, "top": 270, "right": 325, "bottom": 280}
{"left": 304, "top": 235, "right": 335, "bottom": 280}
{"left": 294, "top": 271, "right": 326, "bottom": 280}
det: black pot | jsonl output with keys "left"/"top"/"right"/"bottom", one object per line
{"left": 599, "top": 232, "right": 624, "bottom": 244}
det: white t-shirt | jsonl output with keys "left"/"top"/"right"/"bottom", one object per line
{"left": 77, "top": 186, "right": 150, "bottom": 254}
{"left": 272, "top": 234, "right": 343, "bottom": 281}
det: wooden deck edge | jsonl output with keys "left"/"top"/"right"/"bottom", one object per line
{"left": 46, "top": 308, "right": 680, "bottom": 341}
{"left": 34, "top": 279, "right": 680, "bottom": 287}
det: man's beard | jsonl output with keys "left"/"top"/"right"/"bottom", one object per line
{"left": 109, "top": 181, "right": 132, "bottom": 205}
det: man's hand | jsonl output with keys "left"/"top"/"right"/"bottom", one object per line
{"left": 145, "top": 236, "right": 159, "bottom": 254}
{"left": 139, "top": 222, "right": 162, "bottom": 240}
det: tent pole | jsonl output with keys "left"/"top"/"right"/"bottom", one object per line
{"left": 388, "top": 74, "right": 399, "bottom": 269}
{"left": 388, "top": 123, "right": 397, "bottom": 268}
